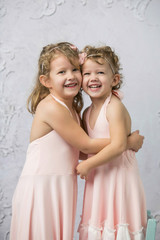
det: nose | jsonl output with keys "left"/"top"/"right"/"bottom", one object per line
{"left": 67, "top": 71, "right": 75, "bottom": 80}
{"left": 90, "top": 73, "right": 98, "bottom": 81}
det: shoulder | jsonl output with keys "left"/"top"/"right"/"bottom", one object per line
{"left": 36, "top": 95, "right": 69, "bottom": 119}
{"left": 108, "top": 94, "right": 124, "bottom": 109}
{"left": 107, "top": 95, "right": 126, "bottom": 120}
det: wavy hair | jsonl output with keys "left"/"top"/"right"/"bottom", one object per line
{"left": 27, "top": 42, "right": 83, "bottom": 114}
{"left": 82, "top": 45, "right": 123, "bottom": 90}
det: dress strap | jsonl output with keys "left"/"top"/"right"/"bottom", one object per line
{"left": 50, "top": 94, "right": 80, "bottom": 124}
{"left": 50, "top": 94, "right": 71, "bottom": 114}
{"left": 112, "top": 90, "right": 124, "bottom": 100}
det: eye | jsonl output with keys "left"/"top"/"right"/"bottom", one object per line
{"left": 58, "top": 70, "right": 65, "bottom": 74}
{"left": 73, "top": 68, "right": 79, "bottom": 72}
{"left": 83, "top": 72, "right": 90, "bottom": 76}
{"left": 98, "top": 71, "right": 104, "bottom": 74}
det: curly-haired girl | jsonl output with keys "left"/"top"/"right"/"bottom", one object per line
{"left": 77, "top": 45, "right": 147, "bottom": 240}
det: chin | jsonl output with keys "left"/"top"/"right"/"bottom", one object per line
{"left": 66, "top": 91, "right": 79, "bottom": 98}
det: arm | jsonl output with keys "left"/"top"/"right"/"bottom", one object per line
{"left": 79, "top": 107, "right": 109, "bottom": 160}
{"left": 40, "top": 99, "right": 110, "bottom": 154}
{"left": 76, "top": 98, "right": 128, "bottom": 178}
{"left": 79, "top": 109, "right": 90, "bottom": 159}
{"left": 81, "top": 107, "right": 144, "bottom": 153}
{"left": 79, "top": 130, "right": 144, "bottom": 161}
{"left": 78, "top": 110, "right": 143, "bottom": 160}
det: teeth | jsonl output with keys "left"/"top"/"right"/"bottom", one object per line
{"left": 89, "top": 85, "right": 101, "bottom": 88}
{"left": 65, "top": 83, "right": 77, "bottom": 87}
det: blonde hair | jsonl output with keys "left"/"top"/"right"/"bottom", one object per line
{"left": 82, "top": 45, "right": 123, "bottom": 90}
{"left": 27, "top": 42, "right": 83, "bottom": 114}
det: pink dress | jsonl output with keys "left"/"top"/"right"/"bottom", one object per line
{"left": 78, "top": 93, "right": 147, "bottom": 240}
{"left": 10, "top": 96, "right": 79, "bottom": 240}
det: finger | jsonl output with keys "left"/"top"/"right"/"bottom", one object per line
{"left": 76, "top": 169, "right": 80, "bottom": 175}
{"left": 134, "top": 130, "right": 139, "bottom": 134}
{"left": 140, "top": 135, "right": 144, "bottom": 139}
{"left": 80, "top": 175, "right": 85, "bottom": 180}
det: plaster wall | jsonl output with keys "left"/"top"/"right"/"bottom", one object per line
{"left": 0, "top": 0, "right": 160, "bottom": 239}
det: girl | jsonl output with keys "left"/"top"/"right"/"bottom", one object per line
{"left": 77, "top": 45, "right": 147, "bottom": 240}
{"left": 10, "top": 42, "right": 143, "bottom": 240}
{"left": 10, "top": 42, "right": 110, "bottom": 240}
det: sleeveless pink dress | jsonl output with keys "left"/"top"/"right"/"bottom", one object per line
{"left": 10, "top": 95, "right": 79, "bottom": 240}
{"left": 78, "top": 93, "right": 147, "bottom": 240}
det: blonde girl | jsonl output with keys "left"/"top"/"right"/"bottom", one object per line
{"left": 77, "top": 45, "right": 147, "bottom": 240}
{"left": 10, "top": 42, "right": 111, "bottom": 240}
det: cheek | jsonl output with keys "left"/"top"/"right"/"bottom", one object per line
{"left": 82, "top": 77, "right": 87, "bottom": 89}
{"left": 76, "top": 72, "right": 82, "bottom": 83}
{"left": 79, "top": 74, "right": 82, "bottom": 84}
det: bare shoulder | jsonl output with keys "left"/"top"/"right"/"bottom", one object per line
{"left": 36, "top": 95, "right": 70, "bottom": 124}
{"left": 108, "top": 94, "right": 125, "bottom": 111}
{"left": 37, "top": 95, "right": 56, "bottom": 114}
{"left": 107, "top": 95, "right": 129, "bottom": 120}
{"left": 37, "top": 95, "right": 65, "bottom": 114}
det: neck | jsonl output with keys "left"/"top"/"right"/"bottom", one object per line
{"left": 90, "top": 93, "right": 111, "bottom": 109}
{"left": 50, "top": 93, "right": 74, "bottom": 109}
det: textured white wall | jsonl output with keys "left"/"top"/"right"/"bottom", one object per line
{"left": 0, "top": 0, "right": 160, "bottom": 239}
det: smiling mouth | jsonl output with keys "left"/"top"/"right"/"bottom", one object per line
{"left": 64, "top": 83, "right": 78, "bottom": 88}
{"left": 89, "top": 84, "right": 101, "bottom": 89}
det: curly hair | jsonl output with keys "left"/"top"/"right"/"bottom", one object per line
{"left": 82, "top": 45, "right": 123, "bottom": 90}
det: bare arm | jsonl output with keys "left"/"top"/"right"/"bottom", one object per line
{"left": 76, "top": 98, "right": 128, "bottom": 178}
{"left": 78, "top": 108, "right": 144, "bottom": 160}
{"left": 39, "top": 98, "right": 109, "bottom": 154}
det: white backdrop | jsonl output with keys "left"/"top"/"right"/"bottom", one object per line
{"left": 0, "top": 0, "right": 160, "bottom": 239}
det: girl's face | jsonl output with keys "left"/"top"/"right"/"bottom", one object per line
{"left": 82, "top": 59, "right": 116, "bottom": 100}
{"left": 48, "top": 54, "right": 82, "bottom": 99}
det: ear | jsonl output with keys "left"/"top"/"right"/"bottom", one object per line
{"left": 39, "top": 75, "right": 51, "bottom": 88}
{"left": 112, "top": 74, "right": 120, "bottom": 87}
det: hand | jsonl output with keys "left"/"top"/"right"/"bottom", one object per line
{"left": 128, "top": 130, "right": 144, "bottom": 152}
{"left": 76, "top": 161, "right": 91, "bottom": 180}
